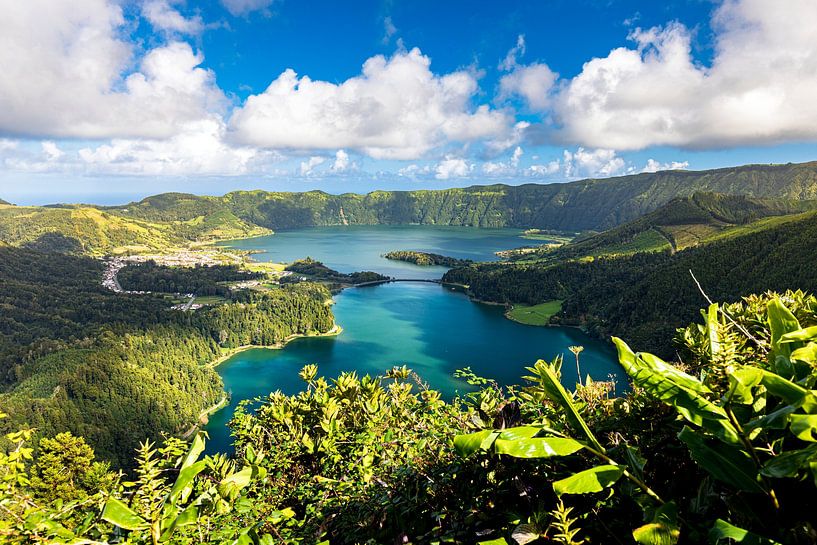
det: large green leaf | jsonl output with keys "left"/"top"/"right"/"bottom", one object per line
{"left": 180, "top": 432, "right": 206, "bottom": 470}
{"left": 101, "top": 498, "right": 147, "bottom": 531}
{"left": 615, "top": 338, "right": 739, "bottom": 444}
{"left": 733, "top": 366, "right": 817, "bottom": 413}
{"left": 530, "top": 359, "right": 604, "bottom": 452}
{"left": 761, "top": 444, "right": 817, "bottom": 478}
{"left": 454, "top": 430, "right": 499, "bottom": 457}
{"left": 632, "top": 502, "right": 680, "bottom": 545}
{"left": 633, "top": 523, "right": 680, "bottom": 545}
{"left": 767, "top": 299, "right": 800, "bottom": 377}
{"left": 494, "top": 437, "right": 584, "bottom": 458}
{"left": 779, "top": 326, "right": 817, "bottom": 343}
{"left": 789, "top": 414, "right": 817, "bottom": 442}
{"left": 615, "top": 337, "right": 711, "bottom": 395}
{"left": 552, "top": 464, "right": 624, "bottom": 495}
{"left": 706, "top": 303, "right": 722, "bottom": 357}
{"left": 708, "top": 519, "right": 782, "bottom": 544}
{"left": 167, "top": 460, "right": 207, "bottom": 504}
{"left": 678, "top": 427, "right": 765, "bottom": 494}
{"left": 496, "top": 426, "right": 542, "bottom": 441}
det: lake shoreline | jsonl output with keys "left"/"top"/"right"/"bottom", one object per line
{"left": 208, "top": 322, "right": 344, "bottom": 369}
{"left": 183, "top": 322, "right": 344, "bottom": 439}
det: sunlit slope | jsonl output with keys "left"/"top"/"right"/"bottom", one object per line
{"left": 516, "top": 192, "right": 817, "bottom": 263}
{"left": 0, "top": 201, "right": 269, "bottom": 255}
{"left": 107, "top": 161, "right": 817, "bottom": 232}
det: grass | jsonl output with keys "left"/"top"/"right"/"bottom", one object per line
{"left": 194, "top": 295, "right": 226, "bottom": 306}
{"left": 506, "top": 300, "right": 563, "bottom": 326}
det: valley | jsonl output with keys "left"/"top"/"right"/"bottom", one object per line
{"left": 4, "top": 161, "right": 817, "bottom": 544}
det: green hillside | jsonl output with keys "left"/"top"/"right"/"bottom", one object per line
{"left": 0, "top": 202, "right": 269, "bottom": 255}
{"left": 444, "top": 206, "right": 817, "bottom": 356}
{"left": 110, "top": 161, "right": 817, "bottom": 233}
{"left": 0, "top": 246, "right": 334, "bottom": 467}
{"left": 5, "top": 162, "right": 817, "bottom": 255}
{"left": 511, "top": 192, "right": 817, "bottom": 263}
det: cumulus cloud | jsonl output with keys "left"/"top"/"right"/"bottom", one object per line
{"left": 0, "top": 0, "right": 225, "bottom": 140}
{"left": 499, "top": 64, "right": 558, "bottom": 111}
{"left": 527, "top": 161, "right": 561, "bottom": 177}
{"left": 435, "top": 158, "right": 472, "bottom": 179}
{"left": 0, "top": 120, "right": 278, "bottom": 177}
{"left": 642, "top": 158, "right": 689, "bottom": 173}
{"left": 228, "top": 48, "right": 513, "bottom": 160}
{"left": 330, "top": 150, "right": 353, "bottom": 172}
{"left": 563, "top": 148, "right": 625, "bottom": 178}
{"left": 299, "top": 156, "right": 326, "bottom": 176}
{"left": 497, "top": 35, "right": 557, "bottom": 111}
{"left": 552, "top": 0, "right": 817, "bottom": 149}
{"left": 221, "top": 0, "right": 276, "bottom": 17}
{"left": 142, "top": 0, "right": 205, "bottom": 35}
{"left": 42, "top": 142, "right": 64, "bottom": 161}
{"left": 76, "top": 120, "right": 276, "bottom": 176}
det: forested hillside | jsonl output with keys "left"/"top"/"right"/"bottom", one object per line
{"left": 445, "top": 208, "right": 817, "bottom": 356}
{"left": 109, "top": 161, "right": 817, "bottom": 232}
{"left": 0, "top": 247, "right": 334, "bottom": 466}
{"left": 4, "top": 162, "right": 817, "bottom": 256}
{"left": 510, "top": 191, "right": 817, "bottom": 262}
{"left": 0, "top": 201, "right": 269, "bottom": 255}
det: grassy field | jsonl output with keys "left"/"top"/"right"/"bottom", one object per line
{"left": 506, "top": 300, "right": 563, "bottom": 326}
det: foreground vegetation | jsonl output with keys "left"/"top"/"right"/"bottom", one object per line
{"left": 3, "top": 290, "right": 817, "bottom": 543}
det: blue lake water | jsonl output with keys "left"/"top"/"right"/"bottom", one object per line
{"left": 205, "top": 226, "right": 619, "bottom": 453}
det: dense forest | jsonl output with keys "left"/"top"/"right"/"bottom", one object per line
{"left": 5, "top": 162, "right": 817, "bottom": 255}
{"left": 4, "top": 290, "right": 817, "bottom": 544}
{"left": 445, "top": 208, "right": 817, "bottom": 357}
{"left": 0, "top": 247, "right": 335, "bottom": 467}
{"left": 284, "top": 257, "right": 388, "bottom": 285}
{"left": 384, "top": 250, "right": 473, "bottom": 266}
{"left": 117, "top": 261, "right": 264, "bottom": 296}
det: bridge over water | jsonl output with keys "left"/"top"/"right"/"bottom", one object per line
{"left": 353, "top": 278, "right": 443, "bottom": 288}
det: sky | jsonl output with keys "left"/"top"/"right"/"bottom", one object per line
{"left": 2, "top": 0, "right": 817, "bottom": 205}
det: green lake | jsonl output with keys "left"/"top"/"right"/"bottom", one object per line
{"left": 206, "top": 226, "right": 620, "bottom": 452}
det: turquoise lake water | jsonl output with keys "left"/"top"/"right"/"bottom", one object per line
{"left": 205, "top": 226, "right": 620, "bottom": 453}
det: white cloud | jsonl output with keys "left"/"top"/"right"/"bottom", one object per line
{"left": 499, "top": 63, "right": 558, "bottom": 111}
{"left": 221, "top": 0, "right": 275, "bottom": 16}
{"left": 499, "top": 35, "right": 526, "bottom": 71}
{"left": 497, "top": 34, "right": 557, "bottom": 111}
{"left": 527, "top": 161, "right": 561, "bottom": 177}
{"left": 382, "top": 16, "right": 398, "bottom": 44}
{"left": 511, "top": 146, "right": 523, "bottom": 167}
{"left": 435, "top": 157, "right": 472, "bottom": 179}
{"left": 299, "top": 156, "right": 326, "bottom": 176}
{"left": 563, "top": 148, "right": 625, "bottom": 178}
{"left": 641, "top": 158, "right": 689, "bottom": 173}
{"left": 0, "top": 140, "right": 19, "bottom": 152}
{"left": 553, "top": 0, "right": 817, "bottom": 150}
{"left": 229, "top": 48, "right": 513, "bottom": 160}
{"left": 142, "top": 0, "right": 205, "bottom": 35}
{"left": 42, "top": 142, "right": 64, "bottom": 161}
{"left": 330, "top": 150, "right": 353, "bottom": 172}
{"left": 0, "top": 0, "right": 225, "bottom": 140}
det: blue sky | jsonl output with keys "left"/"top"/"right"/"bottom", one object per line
{"left": 1, "top": 0, "right": 817, "bottom": 205}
